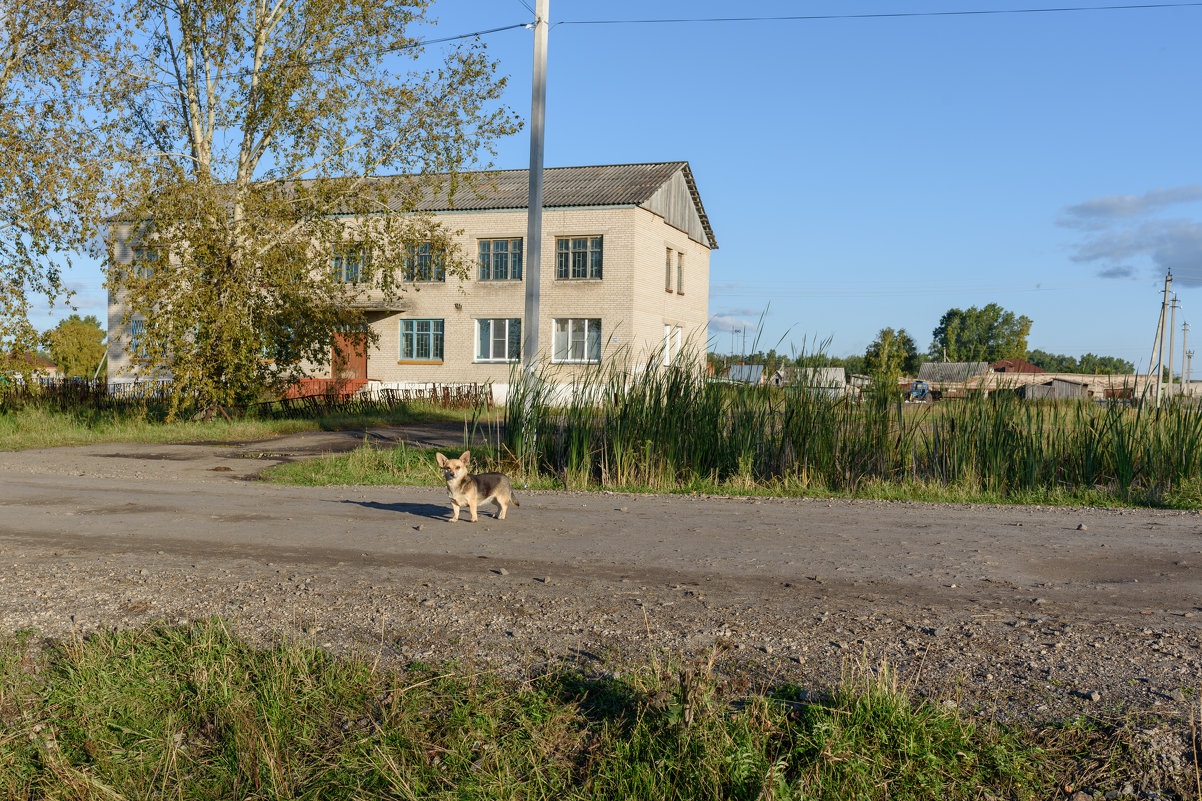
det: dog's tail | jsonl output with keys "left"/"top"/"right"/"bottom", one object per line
{"left": 511, "top": 496, "right": 520, "bottom": 507}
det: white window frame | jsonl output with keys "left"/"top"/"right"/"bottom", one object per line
{"left": 552, "top": 318, "right": 602, "bottom": 364}
{"left": 663, "top": 324, "right": 682, "bottom": 366}
{"left": 399, "top": 318, "right": 444, "bottom": 362}
{"left": 476, "top": 318, "right": 522, "bottom": 362}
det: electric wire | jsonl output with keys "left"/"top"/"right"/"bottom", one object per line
{"left": 3, "top": 22, "right": 531, "bottom": 109}
{"left": 557, "top": 2, "right": 1202, "bottom": 26}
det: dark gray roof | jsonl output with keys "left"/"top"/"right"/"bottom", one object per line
{"left": 918, "top": 362, "right": 990, "bottom": 383}
{"left": 386, "top": 162, "right": 717, "bottom": 249}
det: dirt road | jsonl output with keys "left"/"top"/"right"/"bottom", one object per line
{"left": 1, "top": 433, "right": 1200, "bottom": 732}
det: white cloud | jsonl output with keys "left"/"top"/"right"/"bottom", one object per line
{"left": 1059, "top": 185, "right": 1202, "bottom": 229}
{"left": 1068, "top": 219, "right": 1202, "bottom": 285}
{"left": 1059, "top": 186, "right": 1202, "bottom": 285}
{"left": 708, "top": 313, "right": 757, "bottom": 334}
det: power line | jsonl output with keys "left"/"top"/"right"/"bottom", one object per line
{"left": 4, "top": 23, "right": 530, "bottom": 109}
{"left": 558, "top": 2, "right": 1202, "bottom": 26}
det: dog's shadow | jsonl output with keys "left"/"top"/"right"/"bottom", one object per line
{"left": 337, "top": 499, "right": 451, "bottom": 520}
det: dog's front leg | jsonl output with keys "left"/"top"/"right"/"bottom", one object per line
{"left": 450, "top": 502, "right": 461, "bottom": 522}
{"left": 469, "top": 498, "right": 479, "bottom": 522}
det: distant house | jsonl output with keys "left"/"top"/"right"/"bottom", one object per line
{"left": 917, "top": 362, "right": 989, "bottom": 384}
{"left": 967, "top": 371, "right": 1148, "bottom": 399}
{"left": 724, "top": 364, "right": 764, "bottom": 385}
{"left": 768, "top": 367, "right": 794, "bottom": 387}
{"left": 5, "top": 352, "right": 59, "bottom": 378}
{"left": 991, "top": 358, "right": 1045, "bottom": 374}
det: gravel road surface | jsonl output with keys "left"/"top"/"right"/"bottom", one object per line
{"left": 2, "top": 431, "right": 1200, "bottom": 791}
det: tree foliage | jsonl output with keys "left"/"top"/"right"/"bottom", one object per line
{"left": 1026, "top": 349, "right": 1135, "bottom": 375}
{"left": 928, "top": 303, "right": 1032, "bottom": 363}
{"left": 864, "top": 327, "right": 921, "bottom": 376}
{"left": 105, "top": 0, "right": 519, "bottom": 412}
{"left": 0, "top": 0, "right": 116, "bottom": 374}
{"left": 44, "top": 313, "right": 105, "bottom": 378}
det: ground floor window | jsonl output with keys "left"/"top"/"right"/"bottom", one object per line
{"left": 400, "top": 318, "right": 444, "bottom": 362}
{"left": 663, "top": 324, "right": 682, "bottom": 366}
{"left": 476, "top": 318, "right": 521, "bottom": 362}
{"left": 131, "top": 318, "right": 148, "bottom": 358}
{"left": 553, "top": 318, "right": 601, "bottom": 363}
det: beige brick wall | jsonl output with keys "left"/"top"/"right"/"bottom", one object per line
{"left": 107, "top": 205, "right": 713, "bottom": 385}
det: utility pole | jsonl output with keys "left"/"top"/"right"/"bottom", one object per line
{"left": 1147, "top": 270, "right": 1171, "bottom": 406}
{"left": 522, "top": 0, "right": 549, "bottom": 373}
{"left": 1168, "top": 295, "right": 1179, "bottom": 399}
{"left": 1188, "top": 349, "right": 1195, "bottom": 392}
{"left": 731, "top": 329, "right": 739, "bottom": 360}
{"left": 742, "top": 328, "right": 747, "bottom": 362}
{"left": 1182, "top": 321, "right": 1189, "bottom": 397}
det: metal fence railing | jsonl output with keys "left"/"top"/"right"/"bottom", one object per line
{"left": 2, "top": 376, "right": 493, "bottom": 419}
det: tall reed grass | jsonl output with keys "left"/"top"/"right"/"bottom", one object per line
{"left": 502, "top": 347, "right": 1202, "bottom": 505}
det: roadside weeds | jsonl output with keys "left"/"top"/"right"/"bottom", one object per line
{"left": 0, "top": 620, "right": 1197, "bottom": 799}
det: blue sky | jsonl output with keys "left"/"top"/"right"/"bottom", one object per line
{"left": 43, "top": 0, "right": 1202, "bottom": 366}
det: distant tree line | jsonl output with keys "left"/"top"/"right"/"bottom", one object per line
{"left": 708, "top": 302, "right": 1136, "bottom": 378}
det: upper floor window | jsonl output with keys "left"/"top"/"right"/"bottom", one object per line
{"left": 333, "top": 245, "right": 370, "bottom": 283}
{"left": 132, "top": 248, "right": 159, "bottom": 280}
{"left": 677, "top": 252, "right": 684, "bottom": 295}
{"left": 479, "top": 238, "right": 522, "bottom": 280}
{"left": 556, "top": 236, "right": 602, "bottom": 280}
{"left": 404, "top": 243, "right": 445, "bottom": 282}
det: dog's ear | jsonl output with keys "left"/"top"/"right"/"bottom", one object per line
{"left": 460, "top": 450, "right": 471, "bottom": 465}
{"left": 436, "top": 452, "right": 449, "bottom": 467}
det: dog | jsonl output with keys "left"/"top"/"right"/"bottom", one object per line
{"left": 435, "top": 450, "right": 518, "bottom": 522}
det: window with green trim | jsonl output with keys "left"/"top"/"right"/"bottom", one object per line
{"left": 400, "top": 319, "right": 444, "bottom": 361}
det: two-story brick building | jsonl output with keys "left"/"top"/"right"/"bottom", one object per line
{"left": 107, "top": 161, "right": 716, "bottom": 395}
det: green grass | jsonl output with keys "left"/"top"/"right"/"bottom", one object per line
{"left": 0, "top": 403, "right": 492, "bottom": 452}
{"left": 490, "top": 351, "right": 1202, "bottom": 510}
{"left": 0, "top": 619, "right": 1127, "bottom": 800}
{"left": 264, "top": 440, "right": 1202, "bottom": 510}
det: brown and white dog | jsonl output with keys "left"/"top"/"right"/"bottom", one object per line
{"left": 435, "top": 450, "right": 519, "bottom": 522}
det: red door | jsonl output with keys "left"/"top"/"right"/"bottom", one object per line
{"left": 331, "top": 333, "right": 367, "bottom": 381}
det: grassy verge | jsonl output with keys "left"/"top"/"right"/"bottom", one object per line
{"left": 262, "top": 441, "right": 1202, "bottom": 510}
{"left": 0, "top": 619, "right": 1152, "bottom": 800}
{"left": 0, "top": 403, "right": 489, "bottom": 452}
{"left": 492, "top": 353, "right": 1202, "bottom": 510}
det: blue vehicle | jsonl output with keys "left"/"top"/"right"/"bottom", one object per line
{"left": 906, "top": 380, "right": 939, "bottom": 404}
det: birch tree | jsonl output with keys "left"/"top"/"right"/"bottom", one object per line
{"left": 107, "top": 0, "right": 519, "bottom": 412}
{"left": 0, "top": 0, "right": 115, "bottom": 376}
